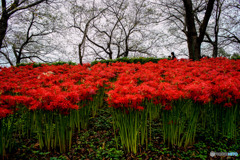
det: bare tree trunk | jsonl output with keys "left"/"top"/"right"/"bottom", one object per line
{"left": 124, "top": 51, "right": 129, "bottom": 57}
{"left": 78, "top": 44, "right": 83, "bottom": 65}
{"left": 109, "top": 53, "right": 113, "bottom": 59}
{"left": 124, "top": 37, "right": 129, "bottom": 57}
{"left": 186, "top": 31, "right": 198, "bottom": 60}
{"left": 212, "top": 0, "right": 221, "bottom": 58}
{"left": 183, "top": 0, "right": 199, "bottom": 60}
{"left": 0, "top": 13, "right": 9, "bottom": 50}
{"left": 0, "top": 0, "right": 46, "bottom": 51}
{"left": 213, "top": 44, "right": 218, "bottom": 58}
{"left": 183, "top": 0, "right": 215, "bottom": 60}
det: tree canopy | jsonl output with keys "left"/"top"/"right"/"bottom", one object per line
{"left": 0, "top": 0, "right": 239, "bottom": 66}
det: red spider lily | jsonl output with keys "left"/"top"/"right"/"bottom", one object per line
{"left": 136, "top": 106, "right": 144, "bottom": 111}
{"left": 0, "top": 58, "right": 239, "bottom": 117}
{"left": 163, "top": 105, "right": 172, "bottom": 111}
{"left": 0, "top": 108, "right": 12, "bottom": 119}
{"left": 106, "top": 58, "right": 239, "bottom": 110}
{"left": 224, "top": 102, "right": 233, "bottom": 108}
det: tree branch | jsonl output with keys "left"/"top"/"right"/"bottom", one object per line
{"left": 198, "top": 0, "right": 215, "bottom": 42}
{"left": 8, "top": 0, "right": 46, "bottom": 16}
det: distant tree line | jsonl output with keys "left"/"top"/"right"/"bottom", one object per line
{"left": 0, "top": 0, "right": 239, "bottom": 66}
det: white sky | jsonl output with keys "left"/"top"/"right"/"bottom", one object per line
{"left": 0, "top": 0, "right": 239, "bottom": 67}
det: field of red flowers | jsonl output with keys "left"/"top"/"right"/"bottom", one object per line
{"left": 0, "top": 58, "right": 240, "bottom": 157}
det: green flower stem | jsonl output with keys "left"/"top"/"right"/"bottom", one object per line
{"left": 112, "top": 108, "right": 148, "bottom": 153}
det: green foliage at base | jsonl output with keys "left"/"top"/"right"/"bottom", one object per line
{"left": 16, "top": 61, "right": 77, "bottom": 67}
{"left": 91, "top": 57, "right": 166, "bottom": 66}
{"left": 231, "top": 53, "right": 240, "bottom": 60}
{"left": 3, "top": 108, "right": 240, "bottom": 159}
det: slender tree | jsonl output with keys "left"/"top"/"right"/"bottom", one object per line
{"left": 0, "top": 0, "right": 48, "bottom": 51}
{"left": 84, "top": 0, "right": 160, "bottom": 60}
{"left": 68, "top": 0, "right": 107, "bottom": 64}
{"left": 1, "top": 1, "right": 63, "bottom": 66}
{"left": 201, "top": 0, "right": 240, "bottom": 57}
{"left": 183, "top": 0, "right": 215, "bottom": 60}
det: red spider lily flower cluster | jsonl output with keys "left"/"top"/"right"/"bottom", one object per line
{"left": 0, "top": 58, "right": 240, "bottom": 119}
{"left": 106, "top": 58, "right": 240, "bottom": 110}
{"left": 0, "top": 63, "right": 116, "bottom": 119}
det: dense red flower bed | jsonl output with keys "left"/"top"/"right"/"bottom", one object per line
{"left": 0, "top": 58, "right": 240, "bottom": 119}
{"left": 107, "top": 58, "right": 240, "bottom": 110}
{"left": 0, "top": 63, "right": 115, "bottom": 118}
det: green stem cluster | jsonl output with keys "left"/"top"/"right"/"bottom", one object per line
{"left": 0, "top": 88, "right": 107, "bottom": 157}
{"left": 201, "top": 103, "right": 239, "bottom": 140}
{"left": 111, "top": 101, "right": 160, "bottom": 154}
{"left": 162, "top": 100, "right": 199, "bottom": 147}
{"left": 111, "top": 108, "right": 148, "bottom": 153}
{"left": 0, "top": 101, "right": 92, "bottom": 156}
{"left": 0, "top": 107, "right": 25, "bottom": 158}
{"left": 91, "top": 88, "right": 105, "bottom": 117}
{"left": 1, "top": 96, "right": 239, "bottom": 157}
{"left": 0, "top": 117, "right": 15, "bottom": 158}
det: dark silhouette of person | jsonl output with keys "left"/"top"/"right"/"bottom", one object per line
{"left": 171, "top": 52, "right": 176, "bottom": 60}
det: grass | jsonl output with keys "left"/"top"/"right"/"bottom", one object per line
{"left": 1, "top": 107, "right": 240, "bottom": 160}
